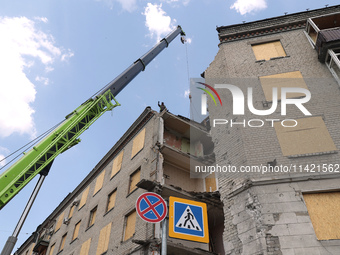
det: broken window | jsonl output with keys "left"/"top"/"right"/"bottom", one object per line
{"left": 111, "top": 150, "right": 124, "bottom": 178}
{"left": 303, "top": 192, "right": 340, "bottom": 240}
{"left": 80, "top": 238, "right": 91, "bottom": 255}
{"left": 131, "top": 128, "right": 146, "bottom": 158}
{"left": 93, "top": 170, "right": 105, "bottom": 195}
{"left": 123, "top": 210, "right": 136, "bottom": 241}
{"left": 259, "top": 71, "right": 309, "bottom": 101}
{"left": 96, "top": 222, "right": 112, "bottom": 255}
{"left": 274, "top": 116, "right": 337, "bottom": 156}
{"left": 251, "top": 40, "right": 286, "bottom": 61}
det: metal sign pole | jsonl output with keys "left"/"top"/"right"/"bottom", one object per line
{"left": 161, "top": 201, "right": 167, "bottom": 255}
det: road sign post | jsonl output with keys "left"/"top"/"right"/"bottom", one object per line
{"left": 169, "top": 196, "right": 209, "bottom": 243}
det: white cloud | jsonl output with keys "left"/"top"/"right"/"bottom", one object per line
{"left": 143, "top": 3, "right": 175, "bottom": 41}
{"left": 230, "top": 0, "right": 267, "bottom": 15}
{"left": 162, "top": 0, "right": 190, "bottom": 6}
{"left": 0, "top": 16, "right": 72, "bottom": 138}
{"left": 0, "top": 147, "right": 9, "bottom": 167}
{"left": 35, "top": 76, "right": 50, "bottom": 85}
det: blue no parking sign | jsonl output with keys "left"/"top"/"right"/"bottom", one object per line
{"left": 136, "top": 192, "right": 167, "bottom": 223}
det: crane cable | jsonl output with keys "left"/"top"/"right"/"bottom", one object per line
{"left": 0, "top": 119, "right": 66, "bottom": 171}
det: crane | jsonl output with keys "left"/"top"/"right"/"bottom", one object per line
{"left": 0, "top": 25, "right": 185, "bottom": 255}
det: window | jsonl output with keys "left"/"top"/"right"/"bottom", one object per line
{"left": 304, "top": 192, "right": 340, "bottom": 240}
{"left": 96, "top": 223, "right": 112, "bottom": 255}
{"left": 274, "top": 116, "right": 337, "bottom": 157}
{"left": 251, "top": 40, "right": 286, "bottom": 61}
{"left": 48, "top": 243, "right": 55, "bottom": 255}
{"left": 106, "top": 190, "right": 117, "bottom": 212}
{"left": 88, "top": 207, "right": 97, "bottom": 227}
{"left": 123, "top": 210, "right": 137, "bottom": 241}
{"left": 111, "top": 150, "right": 124, "bottom": 178}
{"left": 128, "top": 169, "right": 140, "bottom": 194}
{"left": 93, "top": 171, "right": 105, "bottom": 195}
{"left": 59, "top": 234, "right": 67, "bottom": 252}
{"left": 205, "top": 173, "right": 217, "bottom": 192}
{"left": 55, "top": 211, "right": 65, "bottom": 233}
{"left": 80, "top": 238, "right": 91, "bottom": 255}
{"left": 259, "top": 71, "right": 309, "bottom": 101}
{"left": 131, "top": 128, "right": 146, "bottom": 158}
{"left": 78, "top": 187, "right": 90, "bottom": 209}
{"left": 72, "top": 221, "right": 81, "bottom": 241}
{"left": 68, "top": 205, "right": 75, "bottom": 219}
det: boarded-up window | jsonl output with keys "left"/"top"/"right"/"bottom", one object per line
{"left": 129, "top": 169, "right": 140, "bottom": 194}
{"left": 80, "top": 238, "right": 91, "bottom": 255}
{"left": 252, "top": 40, "right": 286, "bottom": 61}
{"left": 79, "top": 187, "right": 90, "bottom": 209}
{"left": 68, "top": 204, "right": 75, "bottom": 219}
{"left": 274, "top": 116, "right": 337, "bottom": 156}
{"left": 59, "top": 234, "right": 67, "bottom": 251}
{"left": 205, "top": 173, "right": 217, "bottom": 192}
{"left": 259, "top": 71, "right": 309, "bottom": 101}
{"left": 131, "top": 128, "right": 146, "bottom": 158}
{"left": 72, "top": 221, "right": 81, "bottom": 240}
{"left": 124, "top": 210, "right": 137, "bottom": 241}
{"left": 88, "top": 206, "right": 97, "bottom": 227}
{"left": 93, "top": 171, "right": 105, "bottom": 195}
{"left": 48, "top": 243, "right": 55, "bottom": 255}
{"left": 107, "top": 190, "right": 117, "bottom": 212}
{"left": 55, "top": 211, "right": 65, "bottom": 233}
{"left": 96, "top": 222, "right": 112, "bottom": 255}
{"left": 304, "top": 192, "right": 340, "bottom": 240}
{"left": 111, "top": 150, "right": 124, "bottom": 178}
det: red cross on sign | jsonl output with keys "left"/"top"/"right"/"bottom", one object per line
{"left": 136, "top": 192, "right": 167, "bottom": 223}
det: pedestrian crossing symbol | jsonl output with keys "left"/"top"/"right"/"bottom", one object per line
{"left": 169, "top": 196, "right": 209, "bottom": 243}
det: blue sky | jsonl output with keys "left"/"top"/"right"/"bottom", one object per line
{"left": 0, "top": 0, "right": 339, "bottom": 252}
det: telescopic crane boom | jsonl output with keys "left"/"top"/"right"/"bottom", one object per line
{"left": 0, "top": 25, "right": 185, "bottom": 255}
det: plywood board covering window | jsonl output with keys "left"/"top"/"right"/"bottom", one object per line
{"left": 205, "top": 173, "right": 217, "bottom": 192}
{"left": 72, "top": 221, "right": 81, "bottom": 240}
{"left": 59, "top": 234, "right": 67, "bottom": 251}
{"left": 252, "top": 40, "right": 286, "bottom": 61}
{"left": 129, "top": 169, "right": 140, "bottom": 194}
{"left": 131, "top": 128, "right": 146, "bottom": 158}
{"left": 93, "top": 170, "right": 105, "bottom": 195}
{"left": 124, "top": 210, "right": 137, "bottom": 241}
{"left": 80, "top": 238, "right": 91, "bottom": 255}
{"left": 79, "top": 186, "right": 90, "bottom": 209}
{"left": 48, "top": 243, "right": 55, "bottom": 255}
{"left": 259, "top": 71, "right": 308, "bottom": 101}
{"left": 111, "top": 150, "right": 124, "bottom": 178}
{"left": 107, "top": 190, "right": 117, "bottom": 212}
{"left": 274, "top": 116, "right": 337, "bottom": 156}
{"left": 303, "top": 192, "right": 340, "bottom": 240}
{"left": 96, "top": 222, "right": 112, "bottom": 255}
{"left": 68, "top": 204, "right": 75, "bottom": 219}
{"left": 55, "top": 211, "right": 65, "bottom": 233}
{"left": 88, "top": 207, "right": 97, "bottom": 227}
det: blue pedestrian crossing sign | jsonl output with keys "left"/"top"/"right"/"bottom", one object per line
{"left": 169, "top": 196, "right": 209, "bottom": 243}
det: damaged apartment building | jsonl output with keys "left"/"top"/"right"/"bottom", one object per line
{"left": 204, "top": 4, "right": 340, "bottom": 255}
{"left": 15, "top": 107, "right": 225, "bottom": 255}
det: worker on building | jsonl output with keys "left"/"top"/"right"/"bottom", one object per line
{"left": 158, "top": 101, "right": 166, "bottom": 112}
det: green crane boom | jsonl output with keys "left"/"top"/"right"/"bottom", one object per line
{"left": 0, "top": 25, "right": 185, "bottom": 210}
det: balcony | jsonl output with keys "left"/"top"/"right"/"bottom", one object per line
{"left": 305, "top": 13, "right": 340, "bottom": 62}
